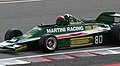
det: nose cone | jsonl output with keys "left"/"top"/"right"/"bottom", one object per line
{"left": 0, "top": 41, "right": 15, "bottom": 48}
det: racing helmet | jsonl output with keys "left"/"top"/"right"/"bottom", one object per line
{"left": 64, "top": 14, "right": 72, "bottom": 20}
{"left": 56, "top": 15, "right": 66, "bottom": 26}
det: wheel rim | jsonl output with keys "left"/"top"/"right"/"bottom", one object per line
{"left": 46, "top": 37, "right": 57, "bottom": 50}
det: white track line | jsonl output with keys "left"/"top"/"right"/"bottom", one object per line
{"left": 0, "top": 0, "right": 43, "bottom": 4}
{"left": 1, "top": 47, "right": 120, "bottom": 60}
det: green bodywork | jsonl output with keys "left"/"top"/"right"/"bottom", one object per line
{"left": 0, "top": 12, "right": 120, "bottom": 51}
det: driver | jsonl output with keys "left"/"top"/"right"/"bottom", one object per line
{"left": 64, "top": 14, "right": 84, "bottom": 25}
{"left": 56, "top": 14, "right": 84, "bottom": 26}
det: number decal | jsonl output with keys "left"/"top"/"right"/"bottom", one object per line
{"left": 95, "top": 36, "right": 99, "bottom": 44}
{"left": 99, "top": 35, "right": 103, "bottom": 44}
{"left": 95, "top": 35, "right": 103, "bottom": 44}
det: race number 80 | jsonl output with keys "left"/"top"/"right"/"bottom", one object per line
{"left": 95, "top": 35, "right": 103, "bottom": 44}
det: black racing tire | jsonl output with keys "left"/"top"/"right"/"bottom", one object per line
{"left": 111, "top": 24, "right": 120, "bottom": 46}
{"left": 39, "top": 34, "right": 58, "bottom": 53}
{"left": 5, "top": 28, "right": 23, "bottom": 40}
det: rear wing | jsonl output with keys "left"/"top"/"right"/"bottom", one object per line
{"left": 95, "top": 12, "right": 120, "bottom": 25}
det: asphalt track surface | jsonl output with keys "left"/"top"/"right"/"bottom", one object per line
{"left": 0, "top": 0, "right": 120, "bottom": 66}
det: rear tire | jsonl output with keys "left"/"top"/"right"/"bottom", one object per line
{"left": 5, "top": 28, "right": 23, "bottom": 40}
{"left": 111, "top": 24, "right": 120, "bottom": 46}
{"left": 39, "top": 34, "right": 57, "bottom": 53}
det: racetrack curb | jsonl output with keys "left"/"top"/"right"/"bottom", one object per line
{"left": 0, "top": 0, "right": 42, "bottom": 4}
{"left": 0, "top": 0, "right": 18, "bottom": 2}
{"left": 1, "top": 47, "right": 120, "bottom": 66}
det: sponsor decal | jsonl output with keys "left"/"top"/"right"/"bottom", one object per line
{"left": 70, "top": 36, "right": 93, "bottom": 47}
{"left": 15, "top": 44, "right": 27, "bottom": 52}
{"left": 23, "top": 33, "right": 32, "bottom": 38}
{"left": 85, "top": 26, "right": 93, "bottom": 30}
{"left": 46, "top": 26, "right": 84, "bottom": 33}
{"left": 92, "top": 26, "right": 98, "bottom": 29}
{"left": 47, "top": 28, "right": 66, "bottom": 33}
{"left": 70, "top": 22, "right": 81, "bottom": 25}
{"left": 67, "top": 26, "right": 84, "bottom": 31}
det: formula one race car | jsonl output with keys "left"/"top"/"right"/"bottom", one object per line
{"left": 0, "top": 12, "right": 120, "bottom": 52}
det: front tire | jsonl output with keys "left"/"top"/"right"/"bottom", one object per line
{"left": 39, "top": 34, "right": 57, "bottom": 53}
{"left": 5, "top": 28, "right": 23, "bottom": 40}
{"left": 111, "top": 24, "right": 120, "bottom": 46}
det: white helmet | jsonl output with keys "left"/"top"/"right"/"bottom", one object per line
{"left": 64, "top": 14, "right": 72, "bottom": 20}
